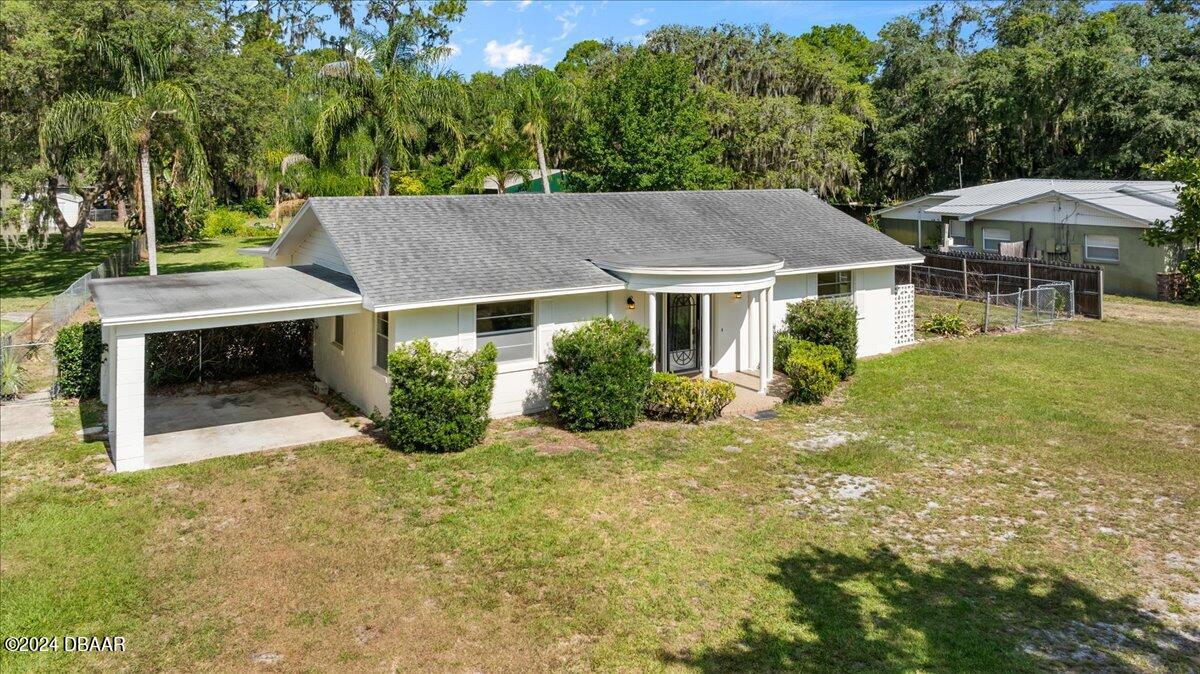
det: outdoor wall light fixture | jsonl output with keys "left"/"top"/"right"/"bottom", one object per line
{"left": 733, "top": 291, "right": 743, "bottom": 299}
{"left": 626, "top": 296, "right": 636, "bottom": 310}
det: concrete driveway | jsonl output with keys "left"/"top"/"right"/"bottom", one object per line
{"left": 142, "top": 377, "right": 362, "bottom": 469}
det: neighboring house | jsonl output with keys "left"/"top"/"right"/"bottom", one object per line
{"left": 89, "top": 189, "right": 922, "bottom": 471}
{"left": 483, "top": 168, "right": 566, "bottom": 194}
{"left": 873, "top": 179, "right": 1180, "bottom": 297}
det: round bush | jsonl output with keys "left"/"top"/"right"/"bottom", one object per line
{"left": 385, "top": 340, "right": 497, "bottom": 452}
{"left": 546, "top": 318, "right": 655, "bottom": 431}
{"left": 237, "top": 196, "right": 271, "bottom": 218}
{"left": 782, "top": 299, "right": 858, "bottom": 378}
{"left": 201, "top": 208, "right": 248, "bottom": 238}
{"left": 644, "top": 372, "right": 736, "bottom": 423}
{"left": 784, "top": 349, "right": 838, "bottom": 404}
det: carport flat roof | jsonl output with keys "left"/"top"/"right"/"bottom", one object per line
{"left": 90, "top": 265, "right": 362, "bottom": 327}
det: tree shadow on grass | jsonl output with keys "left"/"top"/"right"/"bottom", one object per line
{"left": 664, "top": 546, "right": 1198, "bottom": 672}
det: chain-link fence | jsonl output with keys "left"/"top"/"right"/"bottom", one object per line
{"left": 1, "top": 236, "right": 144, "bottom": 363}
{"left": 984, "top": 282, "right": 1075, "bottom": 332}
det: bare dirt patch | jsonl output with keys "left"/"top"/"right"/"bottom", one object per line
{"left": 491, "top": 418, "right": 598, "bottom": 456}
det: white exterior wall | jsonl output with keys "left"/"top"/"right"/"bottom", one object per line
{"left": 974, "top": 198, "right": 1143, "bottom": 228}
{"left": 772, "top": 267, "right": 897, "bottom": 358}
{"left": 312, "top": 309, "right": 391, "bottom": 416}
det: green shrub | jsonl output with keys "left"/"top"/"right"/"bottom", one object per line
{"left": 1, "top": 355, "right": 26, "bottom": 399}
{"left": 784, "top": 348, "right": 838, "bottom": 404}
{"left": 201, "top": 208, "right": 248, "bottom": 238}
{"left": 547, "top": 318, "right": 655, "bottom": 431}
{"left": 54, "top": 321, "right": 104, "bottom": 398}
{"left": 1179, "top": 249, "right": 1200, "bottom": 304}
{"left": 919, "top": 304, "right": 969, "bottom": 336}
{"left": 782, "top": 299, "right": 857, "bottom": 378}
{"left": 793, "top": 340, "right": 843, "bottom": 380}
{"left": 644, "top": 372, "right": 736, "bottom": 423}
{"left": 385, "top": 340, "right": 497, "bottom": 452}
{"left": 774, "top": 332, "right": 799, "bottom": 370}
{"left": 237, "top": 196, "right": 271, "bottom": 218}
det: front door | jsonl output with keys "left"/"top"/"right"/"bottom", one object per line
{"left": 662, "top": 293, "right": 700, "bottom": 373}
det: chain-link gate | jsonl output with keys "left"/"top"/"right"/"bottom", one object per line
{"left": 984, "top": 281, "right": 1074, "bottom": 332}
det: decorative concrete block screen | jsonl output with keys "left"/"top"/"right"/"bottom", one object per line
{"left": 893, "top": 283, "right": 915, "bottom": 347}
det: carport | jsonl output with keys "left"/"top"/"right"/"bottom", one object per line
{"left": 90, "top": 265, "right": 363, "bottom": 471}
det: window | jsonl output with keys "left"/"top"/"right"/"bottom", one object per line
{"left": 332, "top": 315, "right": 344, "bottom": 349}
{"left": 817, "top": 271, "right": 852, "bottom": 299}
{"left": 476, "top": 300, "right": 534, "bottom": 363}
{"left": 949, "top": 220, "right": 969, "bottom": 247}
{"left": 1085, "top": 235, "right": 1120, "bottom": 263}
{"left": 982, "top": 228, "right": 1011, "bottom": 253}
{"left": 374, "top": 313, "right": 389, "bottom": 370}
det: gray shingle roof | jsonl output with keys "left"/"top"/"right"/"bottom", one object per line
{"left": 305, "top": 189, "right": 922, "bottom": 309}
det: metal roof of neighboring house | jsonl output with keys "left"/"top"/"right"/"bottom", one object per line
{"left": 913, "top": 179, "right": 1179, "bottom": 223}
{"left": 300, "top": 189, "right": 923, "bottom": 310}
{"left": 89, "top": 265, "right": 360, "bottom": 326}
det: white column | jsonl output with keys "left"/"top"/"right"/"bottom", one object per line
{"left": 765, "top": 285, "right": 774, "bottom": 374}
{"left": 758, "top": 289, "right": 769, "bottom": 393}
{"left": 646, "top": 292, "right": 657, "bottom": 372}
{"left": 111, "top": 332, "right": 146, "bottom": 472}
{"left": 700, "top": 294, "right": 711, "bottom": 379}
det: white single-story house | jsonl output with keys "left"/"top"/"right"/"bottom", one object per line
{"left": 873, "top": 179, "right": 1180, "bottom": 296}
{"left": 89, "top": 189, "right": 923, "bottom": 471}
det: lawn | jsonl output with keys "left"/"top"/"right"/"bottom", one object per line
{"left": 2, "top": 297, "right": 1198, "bottom": 672}
{"left": 126, "top": 233, "right": 276, "bottom": 277}
{"left": 0, "top": 222, "right": 133, "bottom": 315}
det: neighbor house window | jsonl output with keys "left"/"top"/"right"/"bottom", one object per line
{"left": 333, "top": 315, "right": 344, "bottom": 349}
{"left": 817, "top": 271, "right": 852, "bottom": 299}
{"left": 476, "top": 300, "right": 534, "bottom": 363}
{"left": 374, "top": 313, "right": 389, "bottom": 370}
{"left": 1085, "top": 235, "right": 1120, "bottom": 263}
{"left": 949, "top": 220, "right": 969, "bottom": 247}
{"left": 982, "top": 228, "right": 1011, "bottom": 253}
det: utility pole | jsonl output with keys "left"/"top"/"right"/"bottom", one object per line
{"left": 958, "top": 157, "right": 964, "bottom": 189}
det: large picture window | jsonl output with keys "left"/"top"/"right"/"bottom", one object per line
{"left": 817, "top": 271, "right": 852, "bottom": 299}
{"left": 477, "top": 300, "right": 534, "bottom": 363}
{"left": 374, "top": 313, "right": 389, "bottom": 370}
{"left": 1084, "top": 235, "right": 1120, "bottom": 263}
{"left": 982, "top": 228, "right": 1011, "bottom": 253}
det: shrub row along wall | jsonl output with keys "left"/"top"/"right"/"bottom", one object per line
{"left": 146, "top": 320, "right": 314, "bottom": 388}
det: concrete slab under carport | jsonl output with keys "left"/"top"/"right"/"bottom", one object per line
{"left": 140, "top": 377, "right": 363, "bottom": 469}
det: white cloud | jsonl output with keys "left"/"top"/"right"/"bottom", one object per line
{"left": 630, "top": 16, "right": 648, "bottom": 26}
{"left": 480, "top": 0, "right": 495, "bottom": 4}
{"left": 553, "top": 2, "right": 583, "bottom": 41}
{"left": 483, "top": 38, "right": 546, "bottom": 68}
{"left": 446, "top": 42, "right": 461, "bottom": 57}
{"left": 513, "top": 0, "right": 532, "bottom": 11}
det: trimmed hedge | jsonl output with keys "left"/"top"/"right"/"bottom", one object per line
{"left": 385, "top": 340, "right": 497, "bottom": 452}
{"left": 784, "top": 345, "right": 839, "bottom": 404}
{"left": 644, "top": 372, "right": 736, "bottom": 423}
{"left": 547, "top": 318, "right": 655, "bottom": 431}
{"left": 54, "top": 321, "right": 104, "bottom": 398}
{"left": 782, "top": 299, "right": 858, "bottom": 378}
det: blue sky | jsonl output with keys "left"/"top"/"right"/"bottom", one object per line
{"left": 418, "top": 1, "right": 927, "bottom": 74}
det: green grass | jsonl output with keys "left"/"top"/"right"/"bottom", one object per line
{"left": 1, "top": 297, "right": 1198, "bottom": 671}
{"left": 127, "top": 234, "right": 276, "bottom": 277}
{"left": 0, "top": 223, "right": 133, "bottom": 314}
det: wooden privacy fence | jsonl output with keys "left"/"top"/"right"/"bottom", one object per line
{"left": 897, "top": 248, "right": 1104, "bottom": 318}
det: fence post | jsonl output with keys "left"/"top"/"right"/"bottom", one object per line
{"left": 1027, "top": 262, "right": 1032, "bottom": 291}
{"left": 1015, "top": 289, "right": 1023, "bottom": 329}
{"left": 908, "top": 264, "right": 913, "bottom": 285}
{"left": 984, "top": 293, "right": 990, "bottom": 333}
{"left": 962, "top": 257, "right": 969, "bottom": 299}
{"left": 1097, "top": 268, "right": 1104, "bottom": 320}
{"left": 1069, "top": 280, "right": 1076, "bottom": 318}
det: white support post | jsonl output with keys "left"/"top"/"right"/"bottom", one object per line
{"left": 111, "top": 332, "right": 146, "bottom": 472}
{"left": 700, "top": 293, "right": 711, "bottom": 379}
{"left": 646, "top": 292, "right": 657, "bottom": 372}
{"left": 765, "top": 285, "right": 774, "bottom": 375}
{"left": 758, "top": 289, "right": 769, "bottom": 394}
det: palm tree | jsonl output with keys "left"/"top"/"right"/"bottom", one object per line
{"left": 504, "top": 67, "right": 574, "bottom": 194}
{"left": 314, "top": 24, "right": 464, "bottom": 196}
{"left": 452, "top": 111, "right": 535, "bottom": 195}
{"left": 39, "top": 32, "right": 206, "bottom": 269}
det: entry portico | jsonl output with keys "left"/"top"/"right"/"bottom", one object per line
{"left": 591, "top": 249, "right": 782, "bottom": 392}
{"left": 91, "top": 264, "right": 362, "bottom": 472}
